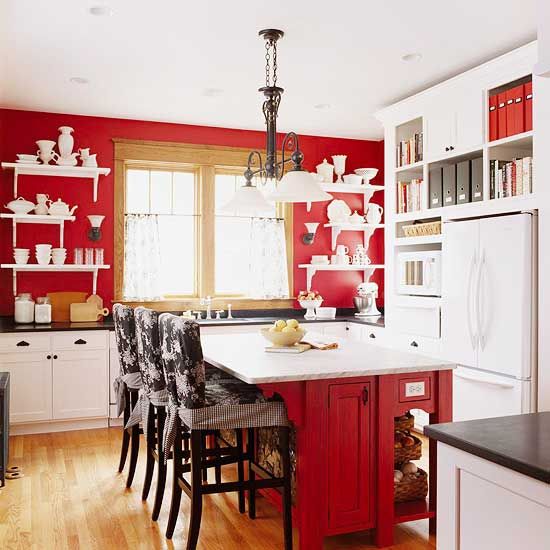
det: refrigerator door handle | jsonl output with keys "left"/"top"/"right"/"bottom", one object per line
{"left": 454, "top": 371, "right": 515, "bottom": 389}
{"left": 466, "top": 250, "right": 478, "bottom": 349}
{"left": 475, "top": 249, "right": 485, "bottom": 350}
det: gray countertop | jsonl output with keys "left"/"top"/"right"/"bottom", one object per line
{"left": 0, "top": 312, "right": 384, "bottom": 333}
{"left": 425, "top": 412, "right": 550, "bottom": 484}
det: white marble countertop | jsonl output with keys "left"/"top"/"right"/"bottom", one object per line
{"left": 202, "top": 332, "right": 456, "bottom": 384}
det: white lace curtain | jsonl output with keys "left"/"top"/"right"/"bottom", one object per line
{"left": 248, "top": 218, "right": 289, "bottom": 299}
{"left": 123, "top": 214, "right": 162, "bottom": 301}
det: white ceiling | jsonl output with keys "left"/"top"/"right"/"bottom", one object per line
{"left": 0, "top": 0, "right": 537, "bottom": 139}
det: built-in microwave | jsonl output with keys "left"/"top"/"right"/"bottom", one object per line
{"left": 397, "top": 251, "right": 442, "bottom": 296}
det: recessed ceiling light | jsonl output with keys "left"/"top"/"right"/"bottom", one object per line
{"left": 401, "top": 53, "right": 422, "bottom": 63}
{"left": 314, "top": 103, "right": 331, "bottom": 110}
{"left": 89, "top": 5, "right": 114, "bottom": 16}
{"left": 69, "top": 77, "right": 90, "bottom": 85}
{"left": 202, "top": 88, "right": 224, "bottom": 97}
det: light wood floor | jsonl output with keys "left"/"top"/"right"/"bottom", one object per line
{"left": 0, "top": 428, "right": 435, "bottom": 550}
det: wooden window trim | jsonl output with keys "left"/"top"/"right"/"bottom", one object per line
{"left": 113, "top": 139, "right": 294, "bottom": 310}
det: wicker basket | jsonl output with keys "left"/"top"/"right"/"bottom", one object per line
{"left": 402, "top": 220, "right": 442, "bottom": 238}
{"left": 394, "top": 468, "right": 428, "bottom": 503}
{"left": 394, "top": 413, "right": 415, "bottom": 431}
{"left": 394, "top": 433, "right": 422, "bottom": 464}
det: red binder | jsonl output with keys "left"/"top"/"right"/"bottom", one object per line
{"left": 507, "top": 84, "right": 525, "bottom": 136}
{"left": 489, "top": 94, "right": 498, "bottom": 141}
{"left": 497, "top": 92, "right": 507, "bottom": 139}
{"left": 525, "top": 81, "right": 533, "bottom": 132}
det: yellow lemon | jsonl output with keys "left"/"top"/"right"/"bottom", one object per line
{"left": 286, "top": 319, "right": 299, "bottom": 329}
{"left": 281, "top": 326, "right": 296, "bottom": 333}
{"left": 275, "top": 320, "right": 287, "bottom": 329}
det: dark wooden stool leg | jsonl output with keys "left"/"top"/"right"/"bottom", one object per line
{"left": 247, "top": 428, "right": 256, "bottom": 519}
{"left": 187, "top": 431, "right": 204, "bottom": 550}
{"left": 201, "top": 434, "right": 208, "bottom": 482}
{"left": 280, "top": 426, "right": 293, "bottom": 550}
{"left": 142, "top": 403, "right": 156, "bottom": 500}
{"left": 126, "top": 391, "right": 140, "bottom": 488}
{"left": 166, "top": 426, "right": 183, "bottom": 539}
{"left": 214, "top": 431, "right": 222, "bottom": 485}
{"left": 152, "top": 406, "right": 167, "bottom": 521}
{"left": 236, "top": 429, "right": 245, "bottom": 514}
{"left": 118, "top": 387, "right": 131, "bottom": 472}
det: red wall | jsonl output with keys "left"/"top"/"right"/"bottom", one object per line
{"left": 0, "top": 109, "right": 384, "bottom": 314}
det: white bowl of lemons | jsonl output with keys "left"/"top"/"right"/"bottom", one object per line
{"left": 261, "top": 319, "right": 306, "bottom": 347}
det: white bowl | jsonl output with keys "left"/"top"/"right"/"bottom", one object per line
{"left": 315, "top": 307, "right": 336, "bottom": 319}
{"left": 342, "top": 174, "right": 363, "bottom": 185}
{"left": 299, "top": 299, "right": 323, "bottom": 309}
{"left": 354, "top": 168, "right": 379, "bottom": 184}
{"left": 13, "top": 253, "right": 29, "bottom": 265}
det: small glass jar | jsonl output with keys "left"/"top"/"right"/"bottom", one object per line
{"left": 74, "top": 248, "right": 84, "bottom": 265}
{"left": 94, "top": 248, "right": 104, "bottom": 265}
{"left": 85, "top": 247, "right": 94, "bottom": 265}
{"left": 14, "top": 293, "right": 35, "bottom": 324}
{"left": 35, "top": 297, "right": 52, "bottom": 324}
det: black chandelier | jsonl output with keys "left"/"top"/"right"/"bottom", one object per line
{"left": 222, "top": 29, "right": 332, "bottom": 215}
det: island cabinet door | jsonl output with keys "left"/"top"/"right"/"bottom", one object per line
{"left": 328, "top": 382, "right": 373, "bottom": 531}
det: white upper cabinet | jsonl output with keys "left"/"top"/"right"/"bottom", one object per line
{"left": 425, "top": 85, "right": 483, "bottom": 160}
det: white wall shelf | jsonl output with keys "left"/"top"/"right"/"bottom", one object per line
{"left": 395, "top": 161, "right": 424, "bottom": 174}
{"left": 323, "top": 223, "right": 384, "bottom": 250}
{"left": 319, "top": 183, "right": 384, "bottom": 204}
{"left": 298, "top": 263, "right": 385, "bottom": 291}
{"left": 1, "top": 264, "right": 110, "bottom": 295}
{"left": 1, "top": 163, "right": 111, "bottom": 202}
{"left": 487, "top": 130, "right": 533, "bottom": 149}
{"left": 0, "top": 213, "right": 76, "bottom": 247}
{"left": 395, "top": 235, "right": 443, "bottom": 246}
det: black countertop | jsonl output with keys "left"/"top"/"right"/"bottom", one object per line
{"left": 0, "top": 310, "right": 384, "bottom": 333}
{"left": 425, "top": 412, "right": 550, "bottom": 484}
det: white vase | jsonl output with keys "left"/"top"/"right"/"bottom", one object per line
{"left": 57, "top": 126, "right": 74, "bottom": 158}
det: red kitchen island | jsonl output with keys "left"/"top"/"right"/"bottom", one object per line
{"left": 202, "top": 331, "right": 455, "bottom": 549}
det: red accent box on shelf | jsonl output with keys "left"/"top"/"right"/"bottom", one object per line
{"left": 506, "top": 84, "right": 525, "bottom": 137}
{"left": 489, "top": 94, "right": 498, "bottom": 141}
{"left": 525, "top": 81, "right": 533, "bottom": 131}
{"left": 497, "top": 91, "right": 508, "bottom": 139}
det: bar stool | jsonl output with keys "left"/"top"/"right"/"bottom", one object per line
{"left": 126, "top": 306, "right": 170, "bottom": 520}
{"left": 159, "top": 313, "right": 293, "bottom": 550}
{"left": 112, "top": 303, "right": 143, "bottom": 488}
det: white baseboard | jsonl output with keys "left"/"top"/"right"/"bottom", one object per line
{"left": 10, "top": 417, "right": 109, "bottom": 435}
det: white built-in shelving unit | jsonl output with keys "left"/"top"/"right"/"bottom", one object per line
{"left": 0, "top": 213, "right": 76, "bottom": 248}
{"left": 298, "top": 263, "right": 385, "bottom": 293}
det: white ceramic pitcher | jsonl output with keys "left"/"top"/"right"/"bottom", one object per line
{"left": 365, "top": 203, "right": 384, "bottom": 224}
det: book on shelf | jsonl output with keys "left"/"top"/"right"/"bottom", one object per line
{"left": 397, "top": 179, "right": 426, "bottom": 213}
{"left": 489, "top": 157, "right": 532, "bottom": 199}
{"left": 396, "top": 132, "right": 423, "bottom": 167}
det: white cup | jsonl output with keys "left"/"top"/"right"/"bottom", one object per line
{"left": 335, "top": 245, "right": 349, "bottom": 256}
{"left": 36, "top": 252, "right": 51, "bottom": 265}
{"left": 52, "top": 254, "right": 66, "bottom": 265}
{"left": 35, "top": 243, "right": 52, "bottom": 254}
{"left": 52, "top": 247, "right": 66, "bottom": 255}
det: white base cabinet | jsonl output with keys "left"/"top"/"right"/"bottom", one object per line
{"left": 437, "top": 442, "right": 550, "bottom": 550}
{"left": 0, "top": 330, "right": 109, "bottom": 427}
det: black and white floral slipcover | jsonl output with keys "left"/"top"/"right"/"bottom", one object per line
{"left": 112, "top": 303, "right": 142, "bottom": 416}
{"left": 159, "top": 313, "right": 288, "bottom": 457}
{"left": 125, "top": 307, "right": 169, "bottom": 440}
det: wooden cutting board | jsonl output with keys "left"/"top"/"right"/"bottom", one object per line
{"left": 47, "top": 291, "right": 88, "bottom": 322}
{"left": 70, "top": 303, "right": 109, "bottom": 322}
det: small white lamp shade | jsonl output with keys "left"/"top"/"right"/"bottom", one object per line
{"left": 219, "top": 184, "right": 273, "bottom": 217}
{"left": 267, "top": 170, "right": 333, "bottom": 203}
{"left": 304, "top": 222, "right": 319, "bottom": 234}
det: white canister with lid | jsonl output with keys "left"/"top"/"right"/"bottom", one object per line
{"left": 14, "top": 293, "right": 35, "bottom": 323}
{"left": 35, "top": 297, "right": 52, "bottom": 324}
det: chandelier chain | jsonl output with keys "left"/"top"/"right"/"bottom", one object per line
{"left": 264, "top": 38, "right": 278, "bottom": 88}
{"left": 265, "top": 40, "right": 271, "bottom": 87}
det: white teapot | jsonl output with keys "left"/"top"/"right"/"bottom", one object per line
{"left": 48, "top": 198, "right": 78, "bottom": 216}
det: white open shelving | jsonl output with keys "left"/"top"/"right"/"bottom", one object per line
{"left": 320, "top": 183, "right": 384, "bottom": 204}
{"left": 1, "top": 264, "right": 111, "bottom": 296}
{"left": 323, "top": 222, "right": 384, "bottom": 251}
{"left": 298, "top": 263, "right": 385, "bottom": 292}
{"left": 1, "top": 163, "right": 111, "bottom": 202}
{"left": 0, "top": 213, "right": 76, "bottom": 247}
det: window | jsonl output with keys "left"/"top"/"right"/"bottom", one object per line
{"left": 114, "top": 139, "right": 293, "bottom": 309}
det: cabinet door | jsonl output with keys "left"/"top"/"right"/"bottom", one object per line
{"left": 425, "top": 98, "right": 455, "bottom": 159}
{"left": 441, "top": 219, "right": 479, "bottom": 368}
{"left": 328, "top": 382, "right": 373, "bottom": 530}
{"left": 53, "top": 349, "right": 109, "bottom": 419}
{"left": 0, "top": 352, "right": 52, "bottom": 423}
{"left": 454, "top": 86, "right": 484, "bottom": 152}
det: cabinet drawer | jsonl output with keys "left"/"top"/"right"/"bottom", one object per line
{"left": 52, "top": 331, "right": 109, "bottom": 351}
{"left": 393, "top": 304, "right": 440, "bottom": 339}
{"left": 0, "top": 333, "right": 51, "bottom": 353}
{"left": 363, "top": 325, "right": 391, "bottom": 347}
{"left": 395, "top": 333, "right": 441, "bottom": 357}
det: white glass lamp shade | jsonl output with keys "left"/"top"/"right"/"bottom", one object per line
{"left": 304, "top": 222, "right": 319, "bottom": 234}
{"left": 268, "top": 170, "right": 333, "bottom": 203}
{"left": 87, "top": 215, "right": 105, "bottom": 228}
{"left": 219, "top": 184, "right": 273, "bottom": 217}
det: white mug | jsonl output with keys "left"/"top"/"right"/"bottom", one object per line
{"left": 365, "top": 203, "right": 384, "bottom": 225}
{"left": 335, "top": 245, "right": 349, "bottom": 256}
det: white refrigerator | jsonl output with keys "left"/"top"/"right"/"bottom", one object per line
{"left": 442, "top": 212, "right": 537, "bottom": 422}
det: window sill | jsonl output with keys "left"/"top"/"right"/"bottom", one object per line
{"left": 112, "top": 297, "right": 296, "bottom": 311}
